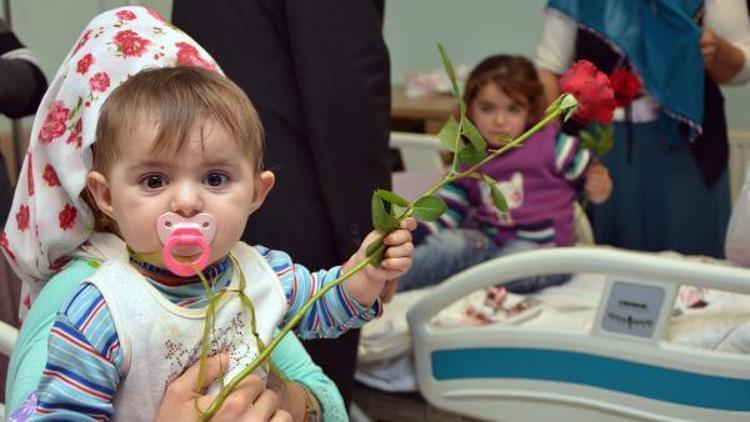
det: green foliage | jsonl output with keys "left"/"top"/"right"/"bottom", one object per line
{"left": 462, "top": 118, "right": 487, "bottom": 151}
{"left": 371, "top": 193, "right": 400, "bottom": 231}
{"left": 559, "top": 93, "right": 579, "bottom": 122}
{"left": 365, "top": 238, "right": 386, "bottom": 266}
{"left": 482, "top": 174, "right": 509, "bottom": 213}
{"left": 579, "top": 124, "right": 614, "bottom": 158}
{"left": 438, "top": 116, "right": 460, "bottom": 152}
{"left": 438, "top": 43, "right": 461, "bottom": 98}
{"left": 458, "top": 144, "right": 485, "bottom": 165}
{"left": 413, "top": 195, "right": 447, "bottom": 221}
{"left": 375, "top": 189, "right": 410, "bottom": 207}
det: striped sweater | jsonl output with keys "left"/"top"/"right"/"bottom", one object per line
{"left": 417, "top": 124, "right": 590, "bottom": 247}
{"left": 29, "top": 245, "right": 379, "bottom": 421}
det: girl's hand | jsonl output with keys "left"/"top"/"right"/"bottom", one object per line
{"left": 584, "top": 161, "right": 612, "bottom": 204}
{"left": 156, "top": 352, "right": 292, "bottom": 422}
{"left": 343, "top": 217, "right": 417, "bottom": 306}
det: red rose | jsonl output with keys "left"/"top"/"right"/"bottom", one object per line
{"left": 559, "top": 60, "right": 615, "bottom": 125}
{"left": 43, "top": 164, "right": 61, "bottom": 187}
{"left": 0, "top": 231, "right": 15, "bottom": 262}
{"left": 113, "top": 30, "right": 151, "bottom": 58}
{"left": 39, "top": 100, "right": 70, "bottom": 144}
{"left": 67, "top": 119, "right": 83, "bottom": 148}
{"left": 116, "top": 10, "right": 137, "bottom": 21}
{"left": 89, "top": 72, "right": 111, "bottom": 92}
{"left": 609, "top": 69, "right": 642, "bottom": 108}
{"left": 76, "top": 53, "right": 94, "bottom": 74}
{"left": 175, "top": 42, "right": 215, "bottom": 71}
{"left": 59, "top": 204, "right": 77, "bottom": 230}
{"left": 73, "top": 29, "right": 92, "bottom": 55}
{"left": 147, "top": 8, "right": 166, "bottom": 22}
{"left": 27, "top": 151, "right": 34, "bottom": 196}
{"left": 16, "top": 205, "right": 30, "bottom": 232}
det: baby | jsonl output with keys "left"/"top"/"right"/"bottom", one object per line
{"left": 32, "top": 66, "right": 414, "bottom": 420}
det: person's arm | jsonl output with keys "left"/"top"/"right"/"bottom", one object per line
{"left": 535, "top": 11, "right": 577, "bottom": 106}
{"left": 555, "top": 131, "right": 593, "bottom": 186}
{"left": 30, "top": 284, "right": 122, "bottom": 421}
{"left": 0, "top": 18, "right": 47, "bottom": 118}
{"left": 266, "top": 247, "right": 381, "bottom": 339}
{"left": 268, "top": 332, "right": 344, "bottom": 421}
{"left": 703, "top": 0, "right": 750, "bottom": 84}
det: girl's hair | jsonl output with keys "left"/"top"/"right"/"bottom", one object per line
{"left": 86, "top": 66, "right": 265, "bottom": 231}
{"left": 463, "top": 54, "right": 545, "bottom": 123}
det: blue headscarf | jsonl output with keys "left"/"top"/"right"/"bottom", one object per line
{"left": 548, "top": 0, "right": 705, "bottom": 143}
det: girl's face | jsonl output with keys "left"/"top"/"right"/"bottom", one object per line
{"left": 87, "top": 118, "right": 274, "bottom": 270}
{"left": 469, "top": 82, "right": 530, "bottom": 148}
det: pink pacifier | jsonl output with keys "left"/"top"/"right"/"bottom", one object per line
{"left": 157, "top": 212, "right": 217, "bottom": 277}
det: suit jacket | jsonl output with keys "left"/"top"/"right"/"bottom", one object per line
{"left": 172, "top": 0, "right": 392, "bottom": 268}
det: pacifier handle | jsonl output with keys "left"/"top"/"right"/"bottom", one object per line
{"left": 162, "top": 229, "right": 211, "bottom": 277}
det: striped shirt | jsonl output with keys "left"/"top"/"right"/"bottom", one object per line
{"left": 415, "top": 124, "right": 590, "bottom": 247}
{"left": 31, "top": 245, "right": 380, "bottom": 421}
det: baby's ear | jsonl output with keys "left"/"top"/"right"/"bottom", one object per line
{"left": 86, "top": 171, "right": 115, "bottom": 218}
{"left": 250, "top": 170, "right": 275, "bottom": 213}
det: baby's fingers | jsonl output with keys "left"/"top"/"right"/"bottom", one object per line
{"left": 400, "top": 217, "right": 417, "bottom": 231}
{"left": 383, "top": 241, "right": 414, "bottom": 259}
{"left": 381, "top": 256, "right": 413, "bottom": 274}
{"left": 383, "top": 228, "right": 412, "bottom": 247}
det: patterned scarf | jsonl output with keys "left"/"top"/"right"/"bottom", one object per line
{"left": 1, "top": 6, "right": 221, "bottom": 321}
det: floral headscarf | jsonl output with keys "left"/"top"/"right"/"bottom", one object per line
{"left": 1, "top": 6, "right": 220, "bottom": 321}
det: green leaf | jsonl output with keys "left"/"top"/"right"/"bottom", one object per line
{"left": 559, "top": 93, "right": 579, "bottom": 122}
{"left": 438, "top": 43, "right": 460, "bottom": 98}
{"left": 457, "top": 144, "right": 485, "bottom": 165}
{"left": 371, "top": 193, "right": 400, "bottom": 231}
{"left": 482, "top": 174, "right": 509, "bottom": 213}
{"left": 375, "top": 189, "right": 410, "bottom": 207}
{"left": 545, "top": 95, "right": 563, "bottom": 114}
{"left": 413, "top": 195, "right": 447, "bottom": 222}
{"left": 578, "top": 130, "right": 596, "bottom": 150}
{"left": 365, "top": 238, "right": 386, "bottom": 267}
{"left": 391, "top": 203, "right": 408, "bottom": 218}
{"left": 438, "top": 116, "right": 460, "bottom": 152}
{"left": 462, "top": 118, "right": 487, "bottom": 150}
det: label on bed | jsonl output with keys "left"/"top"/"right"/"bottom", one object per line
{"left": 601, "top": 281, "right": 665, "bottom": 338}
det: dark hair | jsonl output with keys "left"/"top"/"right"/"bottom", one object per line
{"left": 463, "top": 55, "right": 545, "bottom": 123}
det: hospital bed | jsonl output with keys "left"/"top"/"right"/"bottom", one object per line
{"left": 405, "top": 247, "right": 750, "bottom": 421}
{"left": 354, "top": 133, "right": 750, "bottom": 420}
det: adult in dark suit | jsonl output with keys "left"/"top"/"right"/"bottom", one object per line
{"left": 171, "top": 0, "right": 391, "bottom": 408}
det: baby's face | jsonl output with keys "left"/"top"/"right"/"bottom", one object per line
{"left": 469, "top": 82, "right": 530, "bottom": 148}
{"left": 90, "top": 119, "right": 272, "bottom": 268}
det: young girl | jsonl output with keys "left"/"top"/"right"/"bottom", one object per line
{"left": 2, "top": 8, "right": 414, "bottom": 421}
{"left": 397, "top": 54, "right": 611, "bottom": 293}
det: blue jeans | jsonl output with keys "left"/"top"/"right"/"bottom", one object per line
{"left": 397, "top": 229, "right": 570, "bottom": 293}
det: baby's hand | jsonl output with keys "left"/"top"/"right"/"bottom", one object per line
{"left": 584, "top": 160, "right": 612, "bottom": 204}
{"left": 343, "top": 217, "right": 417, "bottom": 306}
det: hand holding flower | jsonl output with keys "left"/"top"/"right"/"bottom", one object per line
{"left": 343, "top": 217, "right": 417, "bottom": 307}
